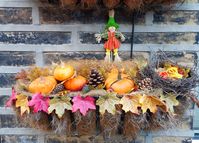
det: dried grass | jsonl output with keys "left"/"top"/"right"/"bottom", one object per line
{"left": 100, "top": 109, "right": 122, "bottom": 140}
{"left": 103, "top": 0, "right": 120, "bottom": 9}
{"left": 51, "top": 112, "right": 72, "bottom": 135}
{"left": 74, "top": 110, "right": 96, "bottom": 136}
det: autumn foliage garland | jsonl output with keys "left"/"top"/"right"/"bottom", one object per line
{"left": 6, "top": 59, "right": 198, "bottom": 140}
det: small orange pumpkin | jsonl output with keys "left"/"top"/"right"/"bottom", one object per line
{"left": 105, "top": 68, "right": 134, "bottom": 94}
{"left": 29, "top": 76, "right": 57, "bottom": 95}
{"left": 64, "top": 75, "right": 87, "bottom": 91}
{"left": 54, "top": 63, "right": 75, "bottom": 81}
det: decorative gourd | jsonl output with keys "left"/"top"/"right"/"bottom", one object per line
{"left": 105, "top": 68, "right": 134, "bottom": 94}
{"left": 53, "top": 64, "right": 75, "bottom": 81}
{"left": 29, "top": 76, "right": 57, "bottom": 95}
{"left": 64, "top": 75, "right": 87, "bottom": 91}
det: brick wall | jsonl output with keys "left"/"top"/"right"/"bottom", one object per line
{"left": 0, "top": 0, "right": 199, "bottom": 143}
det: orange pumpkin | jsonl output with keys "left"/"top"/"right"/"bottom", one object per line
{"left": 64, "top": 75, "right": 87, "bottom": 91}
{"left": 105, "top": 68, "right": 134, "bottom": 94}
{"left": 29, "top": 76, "right": 57, "bottom": 95}
{"left": 54, "top": 64, "right": 75, "bottom": 81}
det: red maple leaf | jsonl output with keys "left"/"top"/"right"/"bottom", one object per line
{"left": 5, "top": 88, "right": 16, "bottom": 107}
{"left": 28, "top": 93, "right": 50, "bottom": 113}
{"left": 72, "top": 95, "right": 96, "bottom": 116}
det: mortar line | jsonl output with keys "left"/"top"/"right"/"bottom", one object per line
{"left": 145, "top": 132, "right": 153, "bottom": 143}
{"left": 32, "top": 5, "right": 40, "bottom": 25}
{"left": 0, "top": 44, "right": 198, "bottom": 52}
{"left": 35, "top": 49, "right": 44, "bottom": 67}
{"left": 2, "top": 24, "right": 199, "bottom": 32}
{"left": 38, "top": 135, "right": 45, "bottom": 143}
{"left": 145, "top": 11, "right": 154, "bottom": 25}
{"left": 0, "top": 1, "right": 199, "bottom": 10}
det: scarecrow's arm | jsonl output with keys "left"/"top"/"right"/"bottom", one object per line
{"left": 95, "top": 32, "right": 108, "bottom": 43}
{"left": 101, "top": 32, "right": 108, "bottom": 39}
{"left": 115, "top": 31, "right": 125, "bottom": 42}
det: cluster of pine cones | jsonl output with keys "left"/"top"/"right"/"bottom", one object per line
{"left": 137, "top": 78, "right": 152, "bottom": 90}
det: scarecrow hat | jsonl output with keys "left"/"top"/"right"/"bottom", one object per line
{"left": 106, "top": 17, "right": 119, "bottom": 29}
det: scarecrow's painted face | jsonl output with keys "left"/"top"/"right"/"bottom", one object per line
{"left": 108, "top": 26, "right": 116, "bottom": 33}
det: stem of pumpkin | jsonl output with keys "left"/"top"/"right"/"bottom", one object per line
{"left": 118, "top": 70, "right": 122, "bottom": 80}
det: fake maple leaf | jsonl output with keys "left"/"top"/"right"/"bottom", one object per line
{"left": 96, "top": 93, "right": 120, "bottom": 115}
{"left": 28, "top": 93, "right": 50, "bottom": 113}
{"left": 72, "top": 95, "right": 96, "bottom": 116}
{"left": 6, "top": 88, "right": 16, "bottom": 107}
{"left": 48, "top": 96, "right": 72, "bottom": 118}
{"left": 140, "top": 95, "right": 168, "bottom": 113}
{"left": 160, "top": 93, "right": 179, "bottom": 113}
{"left": 16, "top": 94, "right": 30, "bottom": 115}
{"left": 120, "top": 94, "right": 142, "bottom": 114}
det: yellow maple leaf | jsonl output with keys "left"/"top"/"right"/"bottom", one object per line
{"left": 96, "top": 93, "right": 120, "bottom": 115}
{"left": 16, "top": 94, "right": 30, "bottom": 116}
{"left": 160, "top": 93, "right": 179, "bottom": 113}
{"left": 48, "top": 96, "right": 72, "bottom": 118}
{"left": 140, "top": 94, "right": 168, "bottom": 113}
{"left": 120, "top": 95, "right": 142, "bottom": 114}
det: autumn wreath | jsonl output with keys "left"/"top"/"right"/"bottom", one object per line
{"left": 6, "top": 58, "right": 199, "bottom": 140}
{"left": 40, "top": 0, "right": 184, "bottom": 11}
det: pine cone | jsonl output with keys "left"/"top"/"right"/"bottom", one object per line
{"left": 138, "top": 78, "right": 152, "bottom": 90}
{"left": 51, "top": 83, "right": 65, "bottom": 94}
{"left": 88, "top": 69, "right": 104, "bottom": 88}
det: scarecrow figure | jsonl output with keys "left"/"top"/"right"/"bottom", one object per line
{"left": 95, "top": 10, "right": 125, "bottom": 62}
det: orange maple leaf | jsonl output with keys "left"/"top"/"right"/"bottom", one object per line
{"left": 140, "top": 94, "right": 168, "bottom": 113}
